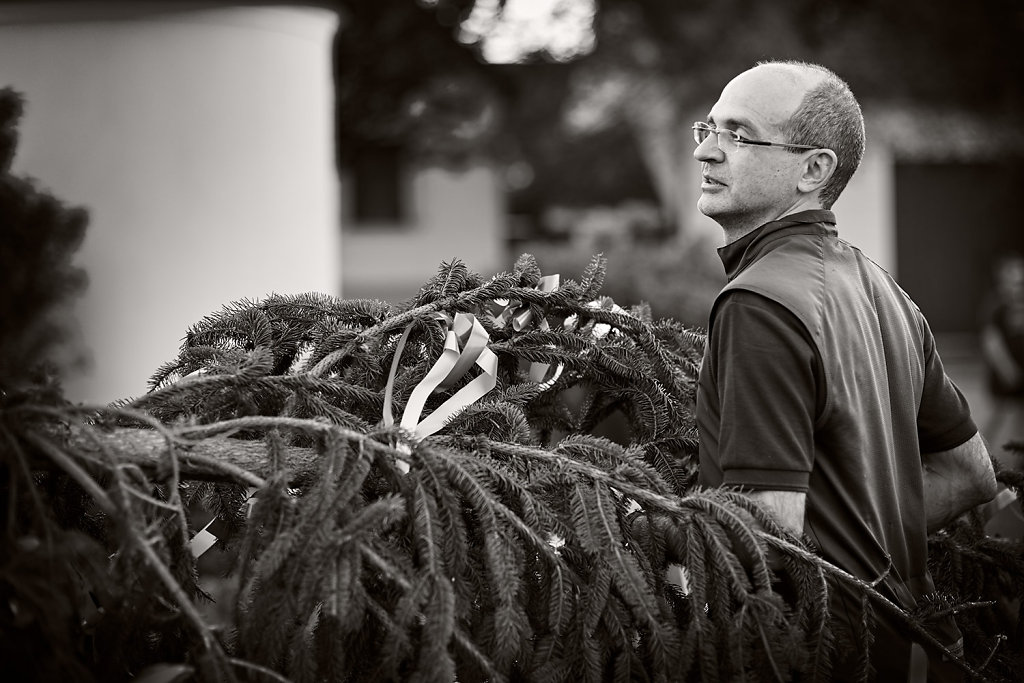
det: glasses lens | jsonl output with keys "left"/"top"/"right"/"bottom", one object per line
{"left": 693, "top": 124, "right": 738, "bottom": 152}
{"left": 716, "top": 130, "right": 736, "bottom": 153}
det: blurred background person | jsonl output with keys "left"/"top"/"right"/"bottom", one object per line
{"left": 979, "top": 251, "right": 1024, "bottom": 538}
{"left": 980, "top": 251, "right": 1024, "bottom": 451}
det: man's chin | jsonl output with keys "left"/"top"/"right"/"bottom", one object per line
{"left": 696, "top": 196, "right": 725, "bottom": 218}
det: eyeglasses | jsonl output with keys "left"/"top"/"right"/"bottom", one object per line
{"left": 692, "top": 121, "right": 822, "bottom": 153}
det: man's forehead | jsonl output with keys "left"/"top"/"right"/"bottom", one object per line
{"left": 710, "top": 64, "right": 818, "bottom": 130}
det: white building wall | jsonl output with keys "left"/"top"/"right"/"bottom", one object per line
{"left": 0, "top": 5, "right": 339, "bottom": 403}
{"left": 342, "top": 163, "right": 506, "bottom": 303}
{"left": 831, "top": 120, "right": 897, "bottom": 275}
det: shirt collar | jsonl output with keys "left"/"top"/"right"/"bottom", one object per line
{"left": 718, "top": 209, "right": 836, "bottom": 281}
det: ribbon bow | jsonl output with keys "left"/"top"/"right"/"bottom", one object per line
{"left": 496, "top": 274, "right": 560, "bottom": 333}
{"left": 383, "top": 312, "right": 498, "bottom": 471}
{"left": 495, "top": 274, "right": 563, "bottom": 386}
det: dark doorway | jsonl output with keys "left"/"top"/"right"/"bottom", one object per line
{"left": 895, "top": 161, "right": 1024, "bottom": 334}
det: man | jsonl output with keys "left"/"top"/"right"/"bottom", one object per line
{"left": 693, "top": 60, "right": 998, "bottom": 681}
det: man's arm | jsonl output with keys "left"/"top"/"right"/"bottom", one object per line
{"left": 707, "top": 293, "right": 817, "bottom": 568}
{"left": 922, "top": 431, "right": 997, "bottom": 533}
{"left": 720, "top": 489, "right": 806, "bottom": 574}
{"left": 743, "top": 433, "right": 998, "bottom": 538}
{"left": 746, "top": 489, "right": 806, "bottom": 536}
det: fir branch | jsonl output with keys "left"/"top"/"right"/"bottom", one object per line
{"left": 588, "top": 481, "right": 677, "bottom": 673}
{"left": 479, "top": 506, "right": 529, "bottom": 668}
{"left": 97, "top": 455, "right": 235, "bottom": 679}
{"left": 424, "top": 444, "right": 565, "bottom": 563}
{"left": 408, "top": 481, "right": 458, "bottom": 681}
{"left": 692, "top": 514, "right": 754, "bottom": 603}
{"left": 1, "top": 423, "right": 53, "bottom": 540}
{"left": 455, "top": 272, "right": 520, "bottom": 310}
{"left": 681, "top": 491, "right": 775, "bottom": 593}
{"left": 22, "top": 431, "right": 117, "bottom": 516}
{"left": 737, "top": 592, "right": 789, "bottom": 682}
{"left": 229, "top": 656, "right": 293, "bottom": 683}
{"left": 304, "top": 296, "right": 456, "bottom": 378}
{"left": 761, "top": 532, "right": 993, "bottom": 682}
{"left": 453, "top": 627, "right": 506, "bottom": 683}
{"left": 414, "top": 446, "right": 472, "bottom": 594}
{"left": 512, "top": 253, "right": 543, "bottom": 286}
{"left": 414, "top": 258, "right": 472, "bottom": 303}
{"left": 680, "top": 515, "right": 720, "bottom": 682}
{"left": 578, "top": 253, "right": 607, "bottom": 301}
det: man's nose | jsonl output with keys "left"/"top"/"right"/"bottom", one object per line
{"left": 693, "top": 135, "right": 723, "bottom": 163}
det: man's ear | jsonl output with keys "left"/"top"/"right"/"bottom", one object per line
{"left": 797, "top": 149, "right": 837, "bottom": 195}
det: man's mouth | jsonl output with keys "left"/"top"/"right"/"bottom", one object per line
{"left": 702, "top": 175, "right": 725, "bottom": 186}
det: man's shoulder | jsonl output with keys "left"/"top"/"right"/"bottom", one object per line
{"left": 721, "top": 233, "right": 826, "bottom": 309}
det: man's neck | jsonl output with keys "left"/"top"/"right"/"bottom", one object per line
{"left": 719, "top": 200, "right": 822, "bottom": 245}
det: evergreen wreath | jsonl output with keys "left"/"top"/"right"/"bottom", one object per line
{"left": 2, "top": 86, "right": 1022, "bottom": 683}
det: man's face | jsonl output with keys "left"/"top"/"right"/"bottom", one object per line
{"left": 694, "top": 66, "right": 813, "bottom": 232}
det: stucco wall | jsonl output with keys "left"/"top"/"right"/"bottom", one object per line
{"left": 0, "top": 4, "right": 339, "bottom": 403}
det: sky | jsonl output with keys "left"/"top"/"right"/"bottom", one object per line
{"left": 455, "top": 0, "right": 596, "bottom": 63}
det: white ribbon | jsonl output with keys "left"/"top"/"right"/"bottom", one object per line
{"left": 383, "top": 313, "right": 499, "bottom": 472}
{"left": 188, "top": 486, "right": 261, "bottom": 559}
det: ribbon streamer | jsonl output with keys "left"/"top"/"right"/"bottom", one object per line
{"left": 993, "top": 486, "right": 1017, "bottom": 513}
{"left": 188, "top": 487, "right": 260, "bottom": 559}
{"left": 383, "top": 313, "right": 499, "bottom": 471}
{"left": 189, "top": 517, "right": 222, "bottom": 559}
{"left": 564, "top": 298, "right": 628, "bottom": 339}
{"left": 982, "top": 486, "right": 1021, "bottom": 525}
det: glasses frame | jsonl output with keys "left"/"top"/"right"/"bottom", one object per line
{"left": 692, "top": 121, "right": 822, "bottom": 152}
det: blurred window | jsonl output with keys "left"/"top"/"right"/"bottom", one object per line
{"left": 351, "top": 143, "right": 405, "bottom": 224}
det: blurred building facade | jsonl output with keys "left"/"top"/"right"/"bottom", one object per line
{"left": 338, "top": 158, "right": 506, "bottom": 304}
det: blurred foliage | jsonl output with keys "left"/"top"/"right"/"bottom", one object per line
{"left": 333, "top": 0, "right": 507, "bottom": 166}
{"left": 587, "top": 0, "right": 1024, "bottom": 111}
{"left": 334, "top": 0, "right": 1024, "bottom": 152}
{"left": 518, "top": 235, "right": 726, "bottom": 328}
{"left": 0, "top": 88, "right": 88, "bottom": 390}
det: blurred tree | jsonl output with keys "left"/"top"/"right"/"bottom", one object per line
{"left": 333, "top": 0, "right": 507, "bottom": 168}
{"left": 333, "top": 0, "right": 1024, "bottom": 237}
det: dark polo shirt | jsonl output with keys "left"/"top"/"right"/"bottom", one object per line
{"left": 696, "top": 210, "right": 977, "bottom": 678}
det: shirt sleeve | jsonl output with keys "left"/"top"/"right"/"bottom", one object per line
{"left": 917, "top": 317, "right": 978, "bottom": 452}
{"left": 710, "top": 290, "right": 823, "bottom": 492}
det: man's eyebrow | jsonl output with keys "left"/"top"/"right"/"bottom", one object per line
{"left": 710, "top": 115, "right": 756, "bottom": 132}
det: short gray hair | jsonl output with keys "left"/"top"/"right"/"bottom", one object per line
{"left": 762, "top": 60, "right": 866, "bottom": 209}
